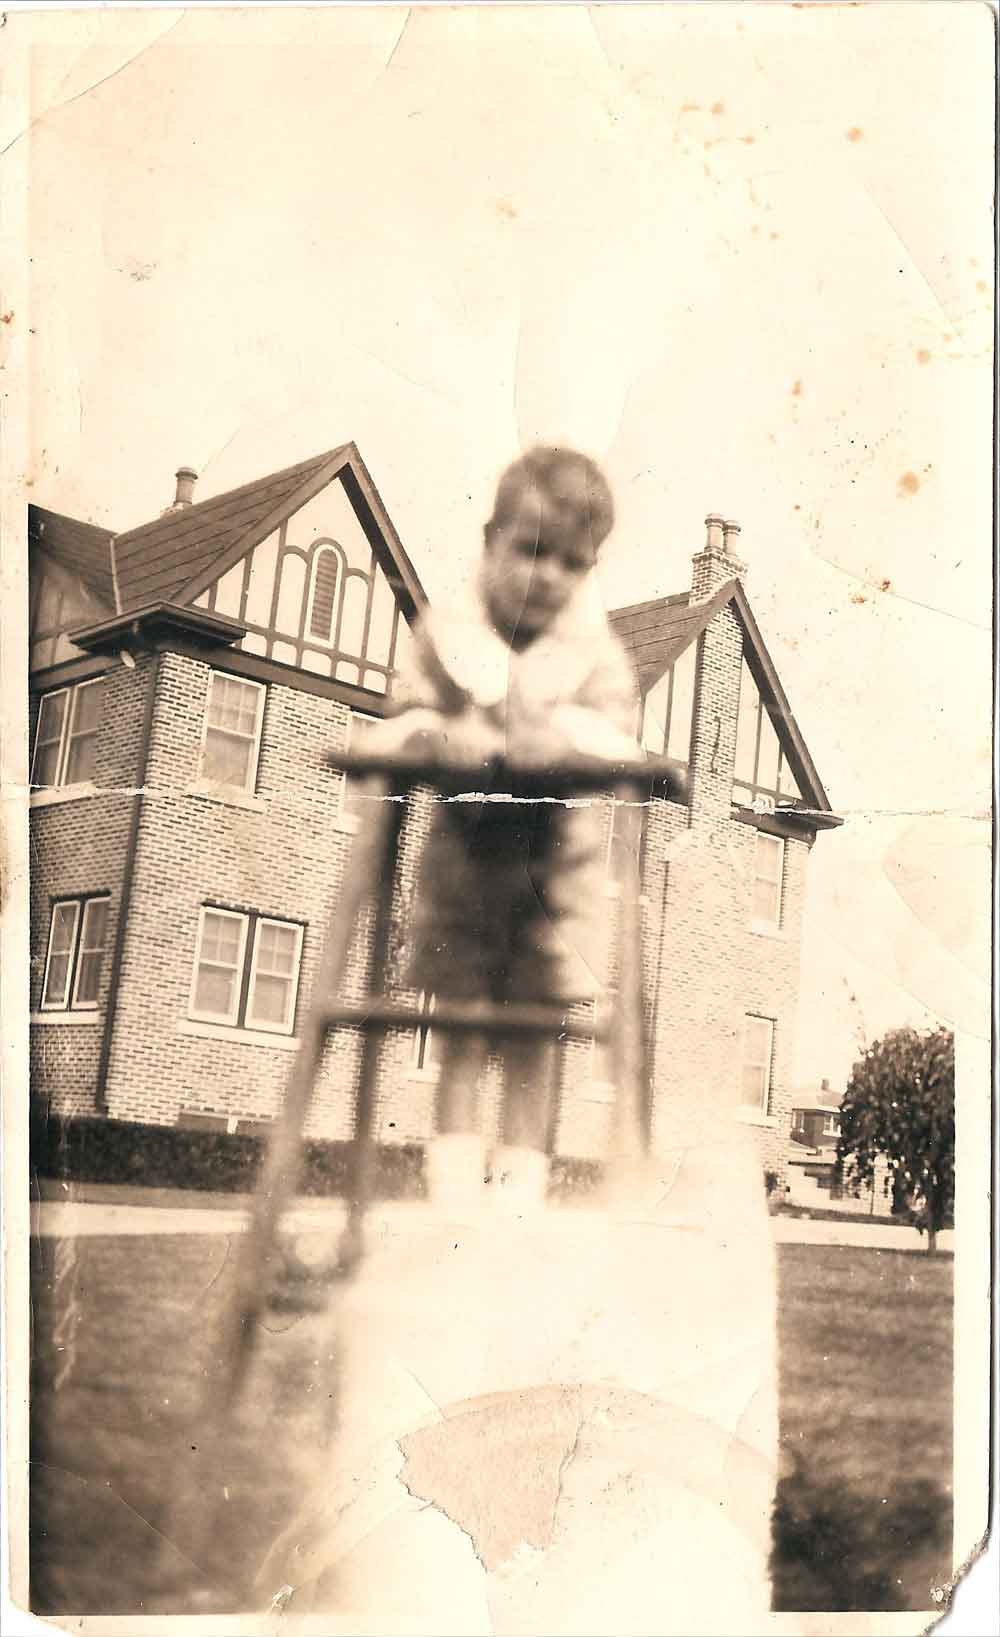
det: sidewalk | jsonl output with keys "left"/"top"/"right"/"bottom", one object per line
{"left": 30, "top": 1193, "right": 954, "bottom": 1252}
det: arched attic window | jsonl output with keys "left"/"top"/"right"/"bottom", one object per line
{"left": 305, "top": 542, "right": 346, "bottom": 644}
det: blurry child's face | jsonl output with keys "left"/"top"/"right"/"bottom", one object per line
{"left": 481, "top": 489, "right": 597, "bottom": 645}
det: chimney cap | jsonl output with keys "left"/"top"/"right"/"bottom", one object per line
{"left": 175, "top": 464, "right": 198, "bottom": 480}
{"left": 723, "top": 519, "right": 741, "bottom": 535}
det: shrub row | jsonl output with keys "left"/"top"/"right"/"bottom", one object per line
{"left": 31, "top": 1114, "right": 604, "bottom": 1202}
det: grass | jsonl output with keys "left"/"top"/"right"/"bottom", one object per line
{"left": 29, "top": 1231, "right": 953, "bottom": 1616}
{"left": 773, "top": 1244, "right": 952, "bottom": 1612}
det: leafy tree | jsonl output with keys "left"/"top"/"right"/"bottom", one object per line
{"left": 836, "top": 1027, "right": 955, "bottom": 1254}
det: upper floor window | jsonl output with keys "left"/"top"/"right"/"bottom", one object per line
{"left": 200, "top": 672, "right": 266, "bottom": 792}
{"left": 733, "top": 658, "right": 802, "bottom": 808}
{"left": 189, "top": 906, "right": 304, "bottom": 1035}
{"left": 822, "top": 1113, "right": 841, "bottom": 1137}
{"left": 31, "top": 679, "right": 103, "bottom": 788}
{"left": 741, "top": 1014, "right": 775, "bottom": 1115}
{"left": 306, "top": 545, "right": 344, "bottom": 643}
{"left": 751, "top": 833, "right": 785, "bottom": 928}
{"left": 40, "top": 893, "right": 110, "bottom": 1010}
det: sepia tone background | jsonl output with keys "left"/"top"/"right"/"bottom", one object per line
{"left": 1, "top": 3, "right": 994, "bottom": 1633}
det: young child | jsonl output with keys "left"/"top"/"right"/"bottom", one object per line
{"left": 378, "top": 447, "right": 639, "bottom": 1213}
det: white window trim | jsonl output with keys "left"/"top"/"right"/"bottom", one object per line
{"left": 198, "top": 672, "right": 267, "bottom": 796}
{"left": 30, "top": 1010, "right": 102, "bottom": 1027}
{"left": 70, "top": 895, "right": 109, "bottom": 1010}
{"left": 188, "top": 907, "right": 250, "bottom": 1027}
{"left": 29, "top": 781, "right": 99, "bottom": 810}
{"left": 734, "top": 1107, "right": 779, "bottom": 1129}
{"left": 176, "top": 1019, "right": 300, "bottom": 1052}
{"left": 245, "top": 916, "right": 304, "bottom": 1036}
{"left": 39, "top": 899, "right": 81, "bottom": 1011}
{"left": 31, "top": 679, "right": 104, "bottom": 790}
{"left": 740, "top": 1013, "right": 775, "bottom": 1118}
{"left": 304, "top": 542, "right": 344, "bottom": 645}
{"left": 187, "top": 782, "right": 267, "bottom": 813}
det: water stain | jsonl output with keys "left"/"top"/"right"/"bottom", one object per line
{"left": 916, "top": 349, "right": 932, "bottom": 365}
{"left": 879, "top": 578, "right": 892, "bottom": 592}
{"left": 850, "top": 592, "right": 867, "bottom": 606}
{"left": 741, "top": 135, "right": 755, "bottom": 146}
{"left": 1, "top": 311, "right": 13, "bottom": 325}
{"left": 496, "top": 199, "right": 517, "bottom": 221}
{"left": 791, "top": 379, "right": 803, "bottom": 397}
{"left": 897, "top": 471, "right": 920, "bottom": 497}
{"left": 846, "top": 128, "right": 864, "bottom": 142}
{"left": 711, "top": 101, "right": 725, "bottom": 115}
{"left": 976, "top": 279, "right": 988, "bottom": 294}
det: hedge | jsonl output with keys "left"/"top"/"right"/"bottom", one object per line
{"left": 31, "top": 1114, "right": 603, "bottom": 1201}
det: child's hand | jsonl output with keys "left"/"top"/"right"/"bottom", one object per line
{"left": 371, "top": 707, "right": 503, "bottom": 769}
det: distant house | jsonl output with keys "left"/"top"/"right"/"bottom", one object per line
{"left": 786, "top": 1081, "right": 894, "bottom": 1214}
{"left": 790, "top": 1080, "right": 843, "bottom": 1151}
{"left": 28, "top": 450, "right": 841, "bottom": 1181}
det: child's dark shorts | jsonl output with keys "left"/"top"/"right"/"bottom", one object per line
{"left": 403, "top": 799, "right": 608, "bottom": 1005}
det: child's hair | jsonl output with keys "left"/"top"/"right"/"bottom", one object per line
{"left": 487, "top": 446, "right": 615, "bottom": 551}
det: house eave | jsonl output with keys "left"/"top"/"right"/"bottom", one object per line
{"left": 67, "top": 602, "right": 248, "bottom": 654}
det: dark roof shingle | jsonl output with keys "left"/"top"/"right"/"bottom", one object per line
{"left": 114, "top": 448, "right": 346, "bottom": 609}
{"left": 28, "top": 507, "right": 116, "bottom": 608}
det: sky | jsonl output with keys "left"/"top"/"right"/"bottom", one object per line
{"left": 5, "top": 1, "right": 993, "bottom": 1089}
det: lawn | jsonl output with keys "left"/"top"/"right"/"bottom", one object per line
{"left": 29, "top": 1232, "right": 953, "bottom": 1616}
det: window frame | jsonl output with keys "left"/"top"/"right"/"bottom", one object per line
{"left": 198, "top": 670, "right": 267, "bottom": 795}
{"left": 188, "top": 905, "right": 305, "bottom": 1037}
{"left": 304, "top": 542, "right": 346, "bottom": 645}
{"left": 39, "top": 892, "right": 110, "bottom": 1012}
{"left": 751, "top": 832, "right": 785, "bottom": 930}
{"left": 245, "top": 915, "right": 305, "bottom": 1036}
{"left": 31, "top": 678, "right": 104, "bottom": 790}
{"left": 740, "top": 1013, "right": 775, "bottom": 1116}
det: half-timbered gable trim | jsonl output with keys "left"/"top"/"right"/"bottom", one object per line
{"left": 611, "top": 577, "right": 834, "bottom": 826}
{"left": 29, "top": 442, "right": 427, "bottom": 710}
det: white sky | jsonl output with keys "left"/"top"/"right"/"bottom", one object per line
{"left": 6, "top": 2, "right": 993, "bottom": 1088}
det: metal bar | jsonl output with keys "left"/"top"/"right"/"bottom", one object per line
{"left": 319, "top": 999, "right": 608, "bottom": 1042}
{"left": 215, "top": 778, "right": 398, "bottom": 1408}
{"left": 328, "top": 747, "right": 688, "bottom": 801}
{"left": 337, "top": 796, "right": 406, "bottom": 1277}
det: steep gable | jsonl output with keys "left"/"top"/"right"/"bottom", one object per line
{"left": 611, "top": 578, "right": 831, "bottom": 813}
{"left": 28, "top": 444, "right": 428, "bottom": 699}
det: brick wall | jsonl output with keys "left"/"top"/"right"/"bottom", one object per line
{"left": 29, "top": 659, "right": 150, "bottom": 1119}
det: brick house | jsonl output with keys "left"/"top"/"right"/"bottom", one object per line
{"left": 27, "top": 449, "right": 841, "bottom": 1181}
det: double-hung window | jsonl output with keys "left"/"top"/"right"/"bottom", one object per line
{"left": 741, "top": 1014, "right": 775, "bottom": 1115}
{"left": 31, "top": 680, "right": 104, "bottom": 788}
{"left": 199, "top": 672, "right": 266, "bottom": 792}
{"left": 751, "top": 833, "right": 785, "bottom": 929}
{"left": 40, "top": 894, "right": 110, "bottom": 1011}
{"left": 189, "top": 906, "right": 304, "bottom": 1035}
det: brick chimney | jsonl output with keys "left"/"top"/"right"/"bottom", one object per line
{"left": 691, "top": 513, "right": 746, "bottom": 603}
{"left": 686, "top": 513, "right": 747, "bottom": 824}
{"left": 162, "top": 466, "right": 198, "bottom": 516}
